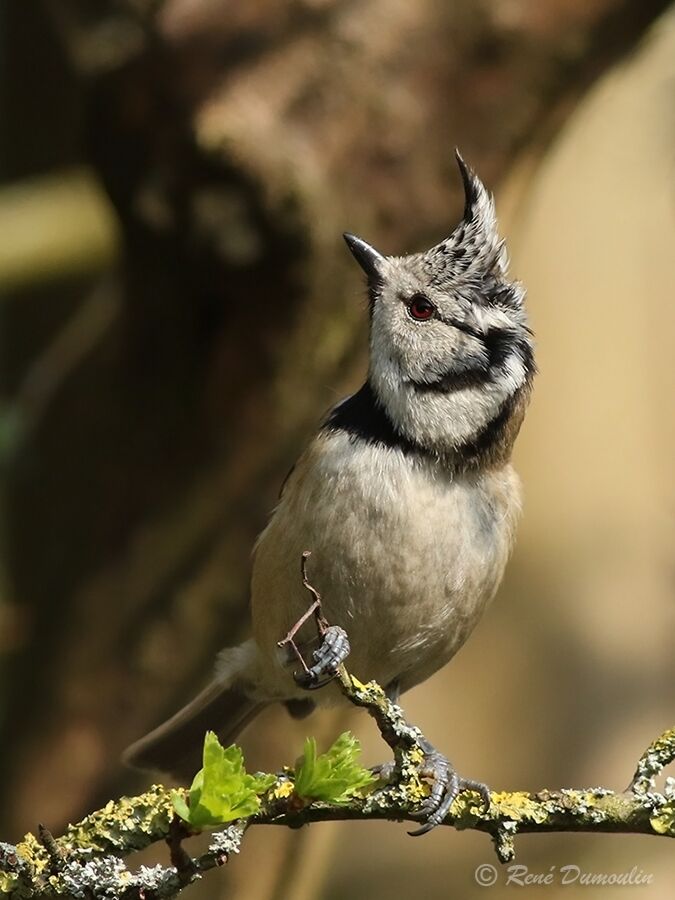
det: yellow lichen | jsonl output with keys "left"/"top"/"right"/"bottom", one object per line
{"left": 396, "top": 768, "right": 431, "bottom": 805}
{"left": 408, "top": 746, "right": 425, "bottom": 766}
{"left": 0, "top": 872, "right": 19, "bottom": 893}
{"left": 15, "top": 832, "right": 49, "bottom": 877}
{"left": 490, "top": 791, "right": 548, "bottom": 824}
{"left": 61, "top": 786, "right": 175, "bottom": 854}
{"left": 272, "top": 781, "right": 295, "bottom": 800}
{"left": 650, "top": 802, "right": 675, "bottom": 836}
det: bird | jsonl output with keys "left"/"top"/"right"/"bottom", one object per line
{"left": 124, "top": 152, "right": 535, "bottom": 831}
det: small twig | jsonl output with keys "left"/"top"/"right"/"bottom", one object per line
{"left": 166, "top": 818, "right": 195, "bottom": 885}
{"left": 277, "top": 550, "right": 329, "bottom": 681}
{"left": 278, "top": 552, "right": 351, "bottom": 690}
{"left": 37, "top": 824, "right": 66, "bottom": 872}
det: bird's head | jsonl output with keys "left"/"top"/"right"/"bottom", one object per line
{"left": 344, "top": 152, "right": 535, "bottom": 465}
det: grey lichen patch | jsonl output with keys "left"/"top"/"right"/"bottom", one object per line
{"left": 3, "top": 840, "right": 180, "bottom": 900}
{"left": 361, "top": 786, "right": 396, "bottom": 816}
{"left": 493, "top": 820, "right": 517, "bottom": 863}
{"left": 5, "top": 789, "right": 175, "bottom": 895}
{"left": 5, "top": 788, "right": 179, "bottom": 899}
{"left": 207, "top": 823, "right": 247, "bottom": 860}
{"left": 556, "top": 788, "right": 616, "bottom": 823}
{"left": 57, "top": 854, "right": 178, "bottom": 899}
{"left": 541, "top": 788, "right": 634, "bottom": 829}
{"left": 630, "top": 727, "right": 675, "bottom": 795}
{"left": 58, "top": 854, "right": 134, "bottom": 898}
{"left": 0, "top": 841, "right": 32, "bottom": 894}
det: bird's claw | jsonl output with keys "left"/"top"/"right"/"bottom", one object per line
{"left": 293, "top": 624, "right": 350, "bottom": 689}
{"left": 407, "top": 739, "right": 491, "bottom": 836}
{"left": 369, "top": 760, "right": 396, "bottom": 782}
{"left": 278, "top": 552, "right": 351, "bottom": 690}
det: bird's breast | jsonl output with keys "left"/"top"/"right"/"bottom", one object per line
{"left": 251, "top": 432, "right": 521, "bottom": 698}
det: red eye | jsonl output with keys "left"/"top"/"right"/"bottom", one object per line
{"left": 408, "top": 294, "right": 436, "bottom": 321}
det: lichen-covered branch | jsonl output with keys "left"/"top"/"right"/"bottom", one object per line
{"left": 2, "top": 674, "right": 673, "bottom": 899}
{"left": 0, "top": 808, "right": 247, "bottom": 900}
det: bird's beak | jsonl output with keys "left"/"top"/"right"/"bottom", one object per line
{"left": 343, "top": 233, "right": 385, "bottom": 280}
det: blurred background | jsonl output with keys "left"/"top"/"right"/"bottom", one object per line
{"left": 1, "top": 1, "right": 674, "bottom": 897}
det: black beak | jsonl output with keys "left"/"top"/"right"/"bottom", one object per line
{"left": 343, "top": 233, "right": 385, "bottom": 280}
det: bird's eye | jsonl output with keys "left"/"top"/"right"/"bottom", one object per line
{"left": 407, "top": 294, "right": 436, "bottom": 321}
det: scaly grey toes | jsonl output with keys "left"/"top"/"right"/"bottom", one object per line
{"left": 408, "top": 741, "right": 491, "bottom": 837}
{"left": 369, "top": 760, "right": 396, "bottom": 782}
{"left": 293, "top": 625, "right": 350, "bottom": 689}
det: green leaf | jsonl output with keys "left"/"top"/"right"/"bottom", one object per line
{"left": 294, "top": 732, "right": 376, "bottom": 804}
{"left": 172, "top": 732, "right": 276, "bottom": 829}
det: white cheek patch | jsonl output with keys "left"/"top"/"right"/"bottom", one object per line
{"left": 370, "top": 343, "right": 527, "bottom": 452}
{"left": 371, "top": 302, "right": 467, "bottom": 384}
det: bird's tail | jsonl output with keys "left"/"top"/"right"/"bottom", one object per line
{"left": 123, "top": 648, "right": 267, "bottom": 783}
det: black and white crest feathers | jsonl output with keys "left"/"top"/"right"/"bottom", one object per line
{"left": 423, "top": 152, "right": 508, "bottom": 287}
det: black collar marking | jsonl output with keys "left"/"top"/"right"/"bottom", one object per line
{"left": 321, "top": 382, "right": 425, "bottom": 458}
{"left": 321, "top": 379, "right": 527, "bottom": 470}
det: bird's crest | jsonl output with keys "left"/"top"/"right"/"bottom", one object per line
{"left": 423, "top": 151, "right": 507, "bottom": 286}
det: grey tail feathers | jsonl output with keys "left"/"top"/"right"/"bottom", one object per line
{"left": 122, "top": 679, "right": 267, "bottom": 783}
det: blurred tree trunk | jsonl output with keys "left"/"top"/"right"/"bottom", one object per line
{"left": 1, "top": 0, "right": 670, "bottom": 885}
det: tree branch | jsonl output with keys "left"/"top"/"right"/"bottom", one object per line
{"left": 2, "top": 670, "right": 674, "bottom": 898}
{"left": 3, "top": 554, "right": 673, "bottom": 897}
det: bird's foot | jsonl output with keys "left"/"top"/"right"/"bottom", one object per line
{"left": 408, "top": 738, "right": 491, "bottom": 836}
{"left": 293, "top": 624, "right": 350, "bottom": 689}
{"left": 370, "top": 760, "right": 396, "bottom": 782}
{"left": 277, "top": 551, "right": 351, "bottom": 689}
